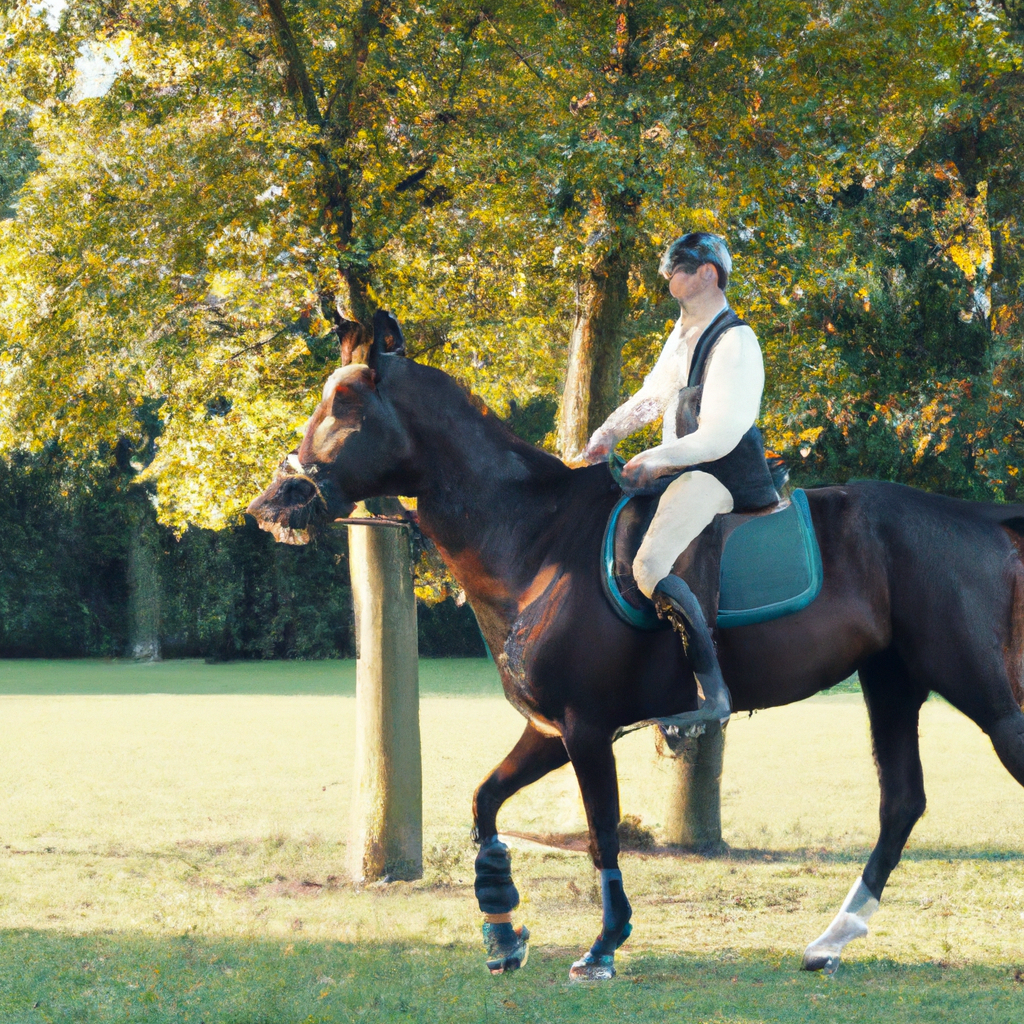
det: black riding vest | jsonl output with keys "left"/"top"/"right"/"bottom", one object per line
{"left": 674, "top": 307, "right": 778, "bottom": 511}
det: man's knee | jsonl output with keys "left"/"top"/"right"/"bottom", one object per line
{"left": 632, "top": 472, "right": 733, "bottom": 599}
{"left": 681, "top": 471, "right": 734, "bottom": 512}
{"left": 634, "top": 550, "right": 666, "bottom": 600}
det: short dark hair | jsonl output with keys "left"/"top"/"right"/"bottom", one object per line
{"left": 660, "top": 232, "right": 732, "bottom": 291}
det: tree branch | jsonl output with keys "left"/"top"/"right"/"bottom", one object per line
{"left": 480, "top": 12, "right": 549, "bottom": 83}
{"left": 262, "top": 0, "right": 324, "bottom": 126}
{"left": 222, "top": 326, "right": 292, "bottom": 363}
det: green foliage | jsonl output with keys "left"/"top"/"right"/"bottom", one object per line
{"left": 0, "top": 447, "right": 353, "bottom": 659}
{"left": 415, "top": 597, "right": 485, "bottom": 657}
{"left": 0, "top": 107, "right": 37, "bottom": 218}
{"left": 0, "top": 448, "right": 129, "bottom": 655}
{"left": 2, "top": 0, "right": 1024, "bottom": 541}
{"left": 160, "top": 518, "right": 355, "bottom": 660}
{"left": 0, "top": 447, "right": 482, "bottom": 659}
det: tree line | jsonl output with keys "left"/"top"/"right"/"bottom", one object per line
{"left": 0, "top": 445, "right": 485, "bottom": 658}
{"left": 2, "top": 1, "right": 1024, "bottom": 650}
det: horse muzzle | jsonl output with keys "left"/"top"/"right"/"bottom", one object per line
{"left": 247, "top": 470, "right": 354, "bottom": 545}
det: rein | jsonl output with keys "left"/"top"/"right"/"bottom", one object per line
{"left": 333, "top": 516, "right": 412, "bottom": 529}
{"left": 332, "top": 511, "right": 426, "bottom": 564}
{"left": 284, "top": 453, "right": 416, "bottom": 532}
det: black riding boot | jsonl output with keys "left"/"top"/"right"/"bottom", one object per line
{"left": 653, "top": 575, "right": 731, "bottom": 725}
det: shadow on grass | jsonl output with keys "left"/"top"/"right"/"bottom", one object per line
{"left": 1, "top": 931, "right": 1021, "bottom": 1024}
{"left": 715, "top": 845, "right": 1024, "bottom": 865}
{"left": 506, "top": 831, "right": 1024, "bottom": 865}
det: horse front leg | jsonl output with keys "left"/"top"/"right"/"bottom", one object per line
{"left": 472, "top": 721, "right": 570, "bottom": 975}
{"left": 562, "top": 713, "right": 632, "bottom": 981}
{"left": 803, "top": 654, "right": 926, "bottom": 974}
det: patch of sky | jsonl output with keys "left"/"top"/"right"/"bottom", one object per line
{"left": 71, "top": 39, "right": 125, "bottom": 101}
{"left": 32, "top": 0, "right": 66, "bottom": 31}
{"left": 35, "top": 1, "right": 125, "bottom": 102}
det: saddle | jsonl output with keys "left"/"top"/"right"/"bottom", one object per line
{"left": 601, "top": 488, "right": 823, "bottom": 631}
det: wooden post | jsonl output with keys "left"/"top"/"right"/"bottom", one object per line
{"left": 346, "top": 502, "right": 423, "bottom": 882}
{"left": 662, "top": 721, "right": 726, "bottom": 851}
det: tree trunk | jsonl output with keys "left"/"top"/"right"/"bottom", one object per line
{"left": 347, "top": 500, "right": 423, "bottom": 882}
{"left": 556, "top": 244, "right": 633, "bottom": 463}
{"left": 127, "top": 507, "right": 161, "bottom": 661}
{"left": 662, "top": 721, "right": 725, "bottom": 851}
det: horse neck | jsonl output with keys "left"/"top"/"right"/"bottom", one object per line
{"left": 398, "top": 379, "right": 577, "bottom": 607}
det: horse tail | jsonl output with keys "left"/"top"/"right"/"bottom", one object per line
{"left": 1000, "top": 516, "right": 1024, "bottom": 536}
{"left": 969, "top": 503, "right": 1024, "bottom": 535}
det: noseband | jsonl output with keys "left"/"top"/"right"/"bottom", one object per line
{"left": 283, "top": 454, "right": 413, "bottom": 530}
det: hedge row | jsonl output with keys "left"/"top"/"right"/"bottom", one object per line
{"left": 0, "top": 452, "right": 484, "bottom": 660}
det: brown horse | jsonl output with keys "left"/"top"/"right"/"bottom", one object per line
{"left": 248, "top": 319, "right": 1024, "bottom": 980}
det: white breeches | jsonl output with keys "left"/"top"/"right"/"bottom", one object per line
{"left": 632, "top": 471, "right": 734, "bottom": 599}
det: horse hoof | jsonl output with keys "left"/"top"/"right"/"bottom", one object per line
{"left": 802, "top": 952, "right": 840, "bottom": 975}
{"left": 483, "top": 923, "right": 529, "bottom": 975}
{"left": 487, "top": 953, "right": 526, "bottom": 975}
{"left": 569, "top": 953, "right": 615, "bottom": 981}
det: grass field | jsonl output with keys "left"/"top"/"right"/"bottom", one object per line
{"left": 1, "top": 658, "right": 1023, "bottom": 1022}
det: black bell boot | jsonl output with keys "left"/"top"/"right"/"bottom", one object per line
{"left": 653, "top": 575, "right": 731, "bottom": 725}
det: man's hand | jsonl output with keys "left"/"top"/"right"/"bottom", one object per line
{"left": 582, "top": 429, "right": 615, "bottom": 465}
{"left": 621, "top": 450, "right": 671, "bottom": 490}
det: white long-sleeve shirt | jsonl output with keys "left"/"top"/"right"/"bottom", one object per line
{"left": 593, "top": 309, "right": 764, "bottom": 475}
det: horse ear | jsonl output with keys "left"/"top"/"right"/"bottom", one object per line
{"left": 337, "top": 318, "right": 372, "bottom": 368}
{"left": 368, "top": 309, "right": 406, "bottom": 371}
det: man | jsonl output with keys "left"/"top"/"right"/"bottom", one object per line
{"left": 583, "top": 232, "right": 778, "bottom": 725}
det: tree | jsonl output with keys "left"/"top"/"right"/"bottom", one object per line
{"left": 3, "top": 0, "right": 994, "bottom": 511}
{"left": 0, "top": 0, "right": 491, "bottom": 529}
{"left": 467, "top": 0, "right": 966, "bottom": 463}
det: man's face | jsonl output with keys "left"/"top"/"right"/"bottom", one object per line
{"left": 664, "top": 261, "right": 719, "bottom": 304}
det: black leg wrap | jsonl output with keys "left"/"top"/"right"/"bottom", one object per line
{"left": 589, "top": 874, "right": 633, "bottom": 958}
{"left": 474, "top": 836, "right": 520, "bottom": 914}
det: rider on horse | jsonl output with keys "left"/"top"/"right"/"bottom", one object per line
{"left": 583, "top": 232, "right": 778, "bottom": 726}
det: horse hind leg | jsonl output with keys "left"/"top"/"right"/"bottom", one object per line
{"left": 984, "top": 559, "right": 1024, "bottom": 786}
{"left": 803, "top": 652, "right": 926, "bottom": 974}
{"left": 933, "top": 554, "right": 1024, "bottom": 789}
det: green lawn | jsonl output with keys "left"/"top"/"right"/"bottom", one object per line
{"left": 0, "top": 658, "right": 1022, "bottom": 1023}
{"left": 0, "top": 657, "right": 502, "bottom": 696}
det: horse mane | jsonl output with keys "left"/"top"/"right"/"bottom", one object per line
{"left": 382, "top": 355, "right": 619, "bottom": 580}
{"left": 389, "top": 355, "right": 571, "bottom": 480}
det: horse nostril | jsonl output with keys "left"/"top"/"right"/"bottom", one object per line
{"left": 282, "top": 476, "right": 318, "bottom": 503}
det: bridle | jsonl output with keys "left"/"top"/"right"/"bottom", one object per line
{"left": 283, "top": 453, "right": 414, "bottom": 531}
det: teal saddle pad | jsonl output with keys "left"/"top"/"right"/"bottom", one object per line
{"left": 601, "top": 489, "right": 823, "bottom": 631}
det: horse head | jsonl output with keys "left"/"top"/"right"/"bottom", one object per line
{"left": 246, "top": 310, "right": 413, "bottom": 543}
